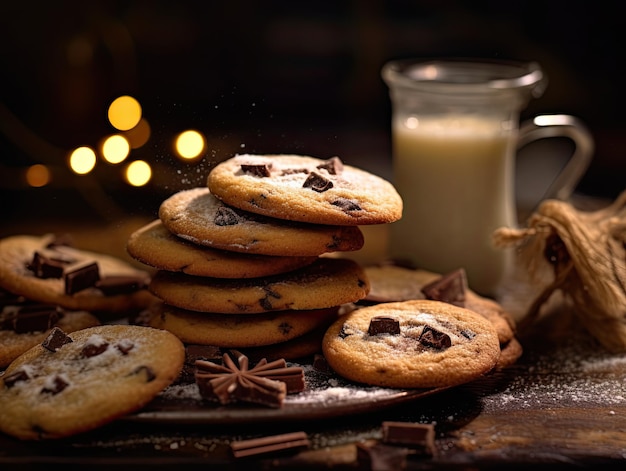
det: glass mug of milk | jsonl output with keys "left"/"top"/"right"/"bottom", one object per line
{"left": 382, "top": 58, "right": 593, "bottom": 296}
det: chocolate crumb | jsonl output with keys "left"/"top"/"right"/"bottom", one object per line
{"left": 132, "top": 365, "right": 156, "bottom": 382}
{"left": 80, "top": 339, "right": 110, "bottom": 358}
{"left": 64, "top": 261, "right": 100, "bottom": 295}
{"left": 214, "top": 206, "right": 240, "bottom": 226}
{"left": 418, "top": 326, "right": 452, "bottom": 350}
{"left": 302, "top": 172, "right": 334, "bottom": 192}
{"left": 241, "top": 163, "right": 272, "bottom": 177}
{"left": 41, "top": 375, "right": 69, "bottom": 395}
{"left": 368, "top": 316, "right": 401, "bottom": 336}
{"left": 42, "top": 327, "right": 73, "bottom": 352}
{"left": 116, "top": 339, "right": 135, "bottom": 355}
{"left": 331, "top": 198, "right": 361, "bottom": 212}
{"left": 316, "top": 156, "right": 343, "bottom": 175}
{"left": 3, "top": 369, "right": 31, "bottom": 388}
{"left": 382, "top": 421, "right": 436, "bottom": 457}
{"left": 421, "top": 268, "right": 467, "bottom": 307}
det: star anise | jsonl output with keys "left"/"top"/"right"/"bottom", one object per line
{"left": 194, "top": 350, "right": 305, "bottom": 408}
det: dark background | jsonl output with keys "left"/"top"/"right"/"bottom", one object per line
{"left": 1, "top": 0, "right": 624, "bottom": 228}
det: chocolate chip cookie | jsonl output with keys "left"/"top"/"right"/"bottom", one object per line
{"left": 0, "top": 324, "right": 184, "bottom": 440}
{"left": 207, "top": 154, "right": 403, "bottom": 225}
{"left": 148, "top": 302, "right": 339, "bottom": 348}
{"left": 322, "top": 299, "right": 500, "bottom": 388}
{"left": 148, "top": 257, "right": 370, "bottom": 314}
{"left": 0, "top": 234, "right": 155, "bottom": 318}
{"left": 127, "top": 219, "right": 317, "bottom": 278}
{"left": 158, "top": 187, "right": 364, "bottom": 256}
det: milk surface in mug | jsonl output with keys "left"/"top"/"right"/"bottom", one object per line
{"left": 389, "top": 115, "right": 516, "bottom": 295}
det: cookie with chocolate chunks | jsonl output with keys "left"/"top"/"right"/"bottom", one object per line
{"left": 148, "top": 257, "right": 370, "bottom": 314}
{"left": 158, "top": 187, "right": 364, "bottom": 256}
{"left": 127, "top": 219, "right": 318, "bottom": 278}
{"left": 0, "top": 234, "right": 155, "bottom": 319}
{"left": 207, "top": 154, "right": 403, "bottom": 225}
{"left": 148, "top": 302, "right": 339, "bottom": 348}
{"left": 322, "top": 299, "right": 500, "bottom": 388}
{"left": 363, "top": 265, "right": 517, "bottom": 346}
{"left": 0, "top": 299, "right": 100, "bottom": 368}
{"left": 0, "top": 324, "right": 184, "bottom": 440}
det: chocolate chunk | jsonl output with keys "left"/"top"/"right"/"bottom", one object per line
{"left": 418, "top": 326, "right": 451, "bottom": 350}
{"left": 41, "top": 375, "right": 69, "bottom": 395}
{"left": 12, "top": 304, "right": 60, "bottom": 333}
{"left": 116, "top": 339, "right": 135, "bottom": 355}
{"left": 230, "top": 431, "right": 309, "bottom": 459}
{"left": 331, "top": 198, "right": 361, "bottom": 212}
{"left": 42, "top": 327, "right": 73, "bottom": 352}
{"left": 3, "top": 368, "right": 31, "bottom": 388}
{"left": 80, "top": 338, "right": 110, "bottom": 358}
{"left": 241, "top": 163, "right": 272, "bottom": 177}
{"left": 368, "top": 316, "right": 401, "bottom": 336}
{"left": 302, "top": 172, "right": 333, "bottom": 192}
{"left": 316, "top": 156, "right": 343, "bottom": 175}
{"left": 186, "top": 344, "right": 221, "bottom": 363}
{"left": 95, "top": 275, "right": 146, "bottom": 295}
{"left": 64, "top": 261, "right": 100, "bottom": 295}
{"left": 132, "top": 365, "right": 156, "bottom": 382}
{"left": 382, "top": 421, "right": 436, "bottom": 456}
{"left": 214, "top": 206, "right": 240, "bottom": 226}
{"left": 339, "top": 325, "right": 351, "bottom": 339}
{"left": 313, "top": 353, "right": 333, "bottom": 374}
{"left": 421, "top": 268, "right": 467, "bottom": 307}
{"left": 29, "top": 251, "right": 67, "bottom": 279}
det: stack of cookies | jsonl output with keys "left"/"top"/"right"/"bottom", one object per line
{"left": 127, "top": 154, "right": 403, "bottom": 361}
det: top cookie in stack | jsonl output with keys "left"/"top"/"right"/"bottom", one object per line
{"left": 127, "top": 154, "right": 403, "bottom": 362}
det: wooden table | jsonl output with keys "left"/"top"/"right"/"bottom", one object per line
{"left": 1, "top": 222, "right": 625, "bottom": 470}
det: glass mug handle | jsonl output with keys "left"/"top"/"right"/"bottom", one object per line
{"left": 517, "top": 114, "right": 594, "bottom": 204}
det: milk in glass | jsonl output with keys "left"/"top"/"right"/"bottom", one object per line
{"left": 389, "top": 115, "right": 516, "bottom": 295}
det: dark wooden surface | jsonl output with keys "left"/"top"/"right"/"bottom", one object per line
{"left": 1, "top": 223, "right": 625, "bottom": 470}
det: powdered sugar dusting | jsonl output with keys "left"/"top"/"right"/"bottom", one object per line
{"left": 481, "top": 332, "right": 626, "bottom": 412}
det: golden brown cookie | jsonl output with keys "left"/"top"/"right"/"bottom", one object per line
{"left": 322, "top": 300, "right": 501, "bottom": 389}
{"left": 0, "top": 234, "right": 155, "bottom": 318}
{"left": 148, "top": 302, "right": 339, "bottom": 348}
{"left": 126, "top": 219, "right": 317, "bottom": 278}
{"left": 0, "top": 306, "right": 100, "bottom": 369}
{"left": 148, "top": 257, "right": 370, "bottom": 314}
{"left": 0, "top": 325, "right": 184, "bottom": 440}
{"left": 207, "top": 154, "right": 403, "bottom": 225}
{"left": 158, "top": 187, "right": 364, "bottom": 256}
{"left": 364, "top": 265, "right": 516, "bottom": 344}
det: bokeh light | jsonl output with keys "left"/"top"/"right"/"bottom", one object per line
{"left": 174, "top": 130, "right": 205, "bottom": 160}
{"left": 125, "top": 160, "right": 151, "bottom": 186}
{"left": 25, "top": 164, "right": 51, "bottom": 187}
{"left": 101, "top": 134, "right": 130, "bottom": 164}
{"left": 108, "top": 95, "right": 142, "bottom": 131}
{"left": 69, "top": 147, "right": 97, "bottom": 175}
{"left": 123, "top": 117, "right": 151, "bottom": 149}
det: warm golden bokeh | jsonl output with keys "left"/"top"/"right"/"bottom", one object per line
{"left": 174, "top": 129, "right": 205, "bottom": 160}
{"left": 108, "top": 96, "right": 142, "bottom": 131}
{"left": 101, "top": 134, "right": 130, "bottom": 164}
{"left": 69, "top": 147, "right": 97, "bottom": 175}
{"left": 25, "top": 164, "right": 51, "bottom": 187}
{"left": 125, "top": 160, "right": 151, "bottom": 186}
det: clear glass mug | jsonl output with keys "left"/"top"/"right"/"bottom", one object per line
{"left": 382, "top": 58, "right": 594, "bottom": 296}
